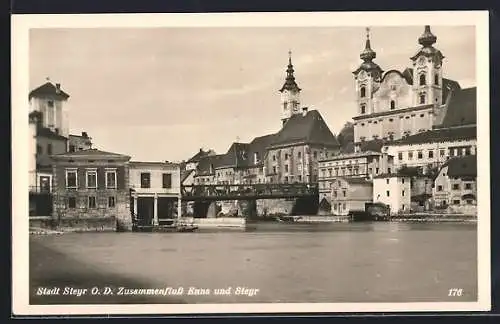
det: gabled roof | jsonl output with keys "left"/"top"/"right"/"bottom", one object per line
{"left": 52, "top": 148, "right": 131, "bottom": 160}
{"left": 439, "top": 87, "right": 476, "bottom": 128}
{"left": 442, "top": 155, "right": 477, "bottom": 178}
{"left": 29, "top": 82, "right": 70, "bottom": 100}
{"left": 181, "top": 169, "right": 195, "bottom": 183}
{"left": 358, "top": 138, "right": 385, "bottom": 152}
{"left": 129, "top": 161, "right": 179, "bottom": 168}
{"left": 216, "top": 142, "right": 251, "bottom": 169}
{"left": 269, "top": 109, "right": 339, "bottom": 148}
{"left": 195, "top": 154, "right": 225, "bottom": 176}
{"left": 442, "top": 78, "right": 462, "bottom": 105}
{"left": 390, "top": 125, "right": 476, "bottom": 146}
{"left": 345, "top": 178, "right": 372, "bottom": 185}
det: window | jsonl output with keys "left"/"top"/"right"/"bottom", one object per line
{"left": 313, "top": 151, "right": 318, "bottom": 159}
{"left": 360, "top": 104, "right": 366, "bottom": 114}
{"left": 86, "top": 169, "right": 97, "bottom": 189}
{"left": 298, "top": 152, "right": 302, "bottom": 158}
{"left": 272, "top": 166, "right": 277, "bottom": 174}
{"left": 88, "top": 196, "right": 96, "bottom": 208}
{"left": 417, "top": 151, "right": 423, "bottom": 159}
{"left": 106, "top": 170, "right": 117, "bottom": 189}
{"left": 328, "top": 168, "right": 332, "bottom": 177}
{"left": 140, "top": 172, "right": 151, "bottom": 188}
{"left": 69, "top": 145, "right": 75, "bottom": 152}
{"left": 386, "top": 179, "right": 389, "bottom": 184}
{"left": 343, "top": 203, "right": 346, "bottom": 210}
{"left": 465, "top": 148, "right": 471, "bottom": 156}
{"left": 108, "top": 196, "right": 115, "bottom": 208}
{"left": 428, "top": 150, "right": 434, "bottom": 159}
{"left": 419, "top": 74, "right": 426, "bottom": 86}
{"left": 466, "top": 199, "right": 473, "bottom": 205}
{"left": 390, "top": 100, "right": 395, "bottom": 110}
{"left": 437, "top": 185, "right": 443, "bottom": 192}
{"left": 68, "top": 197, "right": 76, "bottom": 209}
{"left": 408, "top": 152, "right": 413, "bottom": 160}
{"left": 465, "top": 183, "right": 472, "bottom": 190}
{"left": 333, "top": 204, "right": 337, "bottom": 210}
{"left": 419, "top": 94, "right": 426, "bottom": 104}
{"left": 434, "top": 74, "right": 439, "bottom": 85}
{"left": 452, "top": 184, "right": 460, "bottom": 190}
{"left": 298, "top": 175, "right": 302, "bottom": 182}
{"left": 334, "top": 191, "right": 338, "bottom": 198}
{"left": 402, "top": 204, "right": 405, "bottom": 211}
{"left": 402, "top": 178, "right": 405, "bottom": 184}
{"left": 47, "top": 144, "right": 52, "bottom": 155}
{"left": 47, "top": 100, "right": 54, "bottom": 107}
{"left": 440, "top": 149, "right": 445, "bottom": 157}
{"left": 37, "top": 145, "right": 42, "bottom": 155}
{"left": 388, "top": 168, "right": 391, "bottom": 174}
{"left": 386, "top": 190, "right": 390, "bottom": 197}
{"left": 453, "top": 200, "right": 460, "bottom": 205}
{"left": 343, "top": 190, "right": 346, "bottom": 197}
{"left": 272, "top": 155, "right": 276, "bottom": 161}
{"left": 360, "top": 86, "right": 366, "bottom": 98}
{"left": 402, "top": 190, "right": 405, "bottom": 196}
{"left": 338, "top": 180, "right": 341, "bottom": 186}
{"left": 66, "top": 169, "right": 77, "bottom": 188}
{"left": 398, "top": 152, "right": 403, "bottom": 160}
{"left": 283, "top": 176, "right": 288, "bottom": 183}
{"left": 375, "top": 167, "right": 379, "bottom": 174}
{"left": 284, "top": 153, "right": 289, "bottom": 160}
{"left": 162, "top": 173, "right": 172, "bottom": 188}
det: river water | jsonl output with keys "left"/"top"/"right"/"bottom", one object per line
{"left": 30, "top": 221, "right": 477, "bottom": 304}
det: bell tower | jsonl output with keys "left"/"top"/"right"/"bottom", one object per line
{"left": 410, "top": 25, "right": 445, "bottom": 107}
{"left": 279, "top": 50, "right": 302, "bottom": 126}
{"left": 352, "top": 27, "right": 383, "bottom": 117}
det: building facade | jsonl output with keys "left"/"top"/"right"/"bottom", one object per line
{"left": 433, "top": 155, "right": 477, "bottom": 214}
{"left": 129, "top": 161, "right": 182, "bottom": 225}
{"left": 373, "top": 174, "right": 411, "bottom": 215}
{"left": 352, "top": 26, "right": 462, "bottom": 151}
{"left": 68, "top": 132, "right": 93, "bottom": 152}
{"left": 51, "top": 149, "right": 132, "bottom": 231}
{"left": 330, "top": 177, "right": 373, "bottom": 216}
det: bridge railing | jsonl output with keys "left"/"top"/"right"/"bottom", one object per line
{"left": 181, "top": 183, "right": 318, "bottom": 199}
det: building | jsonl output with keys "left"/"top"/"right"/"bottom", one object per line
{"left": 185, "top": 148, "right": 217, "bottom": 171}
{"left": 384, "top": 125, "right": 477, "bottom": 173}
{"left": 329, "top": 177, "right": 373, "bottom": 216}
{"left": 318, "top": 151, "right": 394, "bottom": 205}
{"left": 51, "top": 149, "right": 132, "bottom": 231}
{"left": 68, "top": 132, "right": 93, "bottom": 152}
{"left": 129, "top": 161, "right": 182, "bottom": 226}
{"left": 352, "top": 26, "right": 465, "bottom": 151}
{"left": 433, "top": 155, "right": 477, "bottom": 214}
{"left": 373, "top": 174, "right": 411, "bottom": 215}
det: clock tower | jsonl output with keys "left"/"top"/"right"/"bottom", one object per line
{"left": 279, "top": 50, "right": 302, "bottom": 126}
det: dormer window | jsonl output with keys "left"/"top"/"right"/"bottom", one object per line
{"left": 390, "top": 100, "right": 395, "bottom": 110}
{"left": 419, "top": 74, "right": 426, "bottom": 86}
{"left": 360, "top": 86, "right": 366, "bottom": 98}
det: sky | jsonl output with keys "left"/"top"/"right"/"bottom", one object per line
{"left": 29, "top": 26, "right": 476, "bottom": 162}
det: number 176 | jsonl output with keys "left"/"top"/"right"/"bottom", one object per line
{"left": 448, "top": 288, "right": 463, "bottom": 297}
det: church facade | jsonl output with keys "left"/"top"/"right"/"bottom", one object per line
{"left": 352, "top": 26, "right": 461, "bottom": 151}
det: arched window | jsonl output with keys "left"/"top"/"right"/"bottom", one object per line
{"left": 434, "top": 74, "right": 439, "bottom": 85}
{"left": 360, "top": 104, "right": 366, "bottom": 114}
{"left": 419, "top": 74, "right": 426, "bottom": 86}
{"left": 419, "top": 94, "right": 426, "bottom": 104}
{"left": 360, "top": 86, "right": 366, "bottom": 98}
{"left": 390, "top": 100, "right": 395, "bottom": 110}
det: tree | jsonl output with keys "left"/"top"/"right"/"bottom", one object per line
{"left": 337, "top": 121, "right": 354, "bottom": 149}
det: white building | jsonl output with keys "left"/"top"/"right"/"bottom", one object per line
{"left": 129, "top": 161, "right": 182, "bottom": 225}
{"left": 383, "top": 125, "right": 476, "bottom": 173}
{"left": 373, "top": 174, "right": 411, "bottom": 215}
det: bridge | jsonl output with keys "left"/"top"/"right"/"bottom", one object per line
{"left": 180, "top": 183, "right": 319, "bottom": 201}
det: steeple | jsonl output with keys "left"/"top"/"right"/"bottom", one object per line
{"left": 279, "top": 50, "right": 301, "bottom": 93}
{"left": 360, "top": 27, "right": 376, "bottom": 62}
{"left": 418, "top": 25, "right": 437, "bottom": 47}
{"left": 352, "top": 27, "right": 383, "bottom": 79}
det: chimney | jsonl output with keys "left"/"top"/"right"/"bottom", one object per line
{"left": 199, "top": 148, "right": 203, "bottom": 153}
{"left": 55, "top": 83, "right": 61, "bottom": 94}
{"left": 82, "top": 131, "right": 88, "bottom": 138}
{"left": 302, "top": 107, "right": 308, "bottom": 116}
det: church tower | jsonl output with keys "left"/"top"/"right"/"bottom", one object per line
{"left": 410, "top": 25, "right": 445, "bottom": 107}
{"left": 279, "top": 50, "right": 302, "bottom": 126}
{"left": 352, "top": 28, "right": 383, "bottom": 117}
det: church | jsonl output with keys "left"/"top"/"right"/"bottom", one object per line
{"left": 351, "top": 26, "right": 472, "bottom": 152}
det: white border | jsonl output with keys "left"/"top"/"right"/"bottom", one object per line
{"left": 12, "top": 11, "right": 490, "bottom": 315}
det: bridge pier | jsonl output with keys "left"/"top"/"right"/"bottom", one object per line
{"left": 237, "top": 199, "right": 257, "bottom": 219}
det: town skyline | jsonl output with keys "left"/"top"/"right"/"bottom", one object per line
{"left": 29, "top": 26, "right": 476, "bottom": 162}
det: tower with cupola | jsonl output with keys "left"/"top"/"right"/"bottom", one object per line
{"left": 352, "top": 27, "right": 384, "bottom": 117}
{"left": 410, "top": 25, "right": 445, "bottom": 107}
{"left": 279, "top": 50, "right": 302, "bottom": 126}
